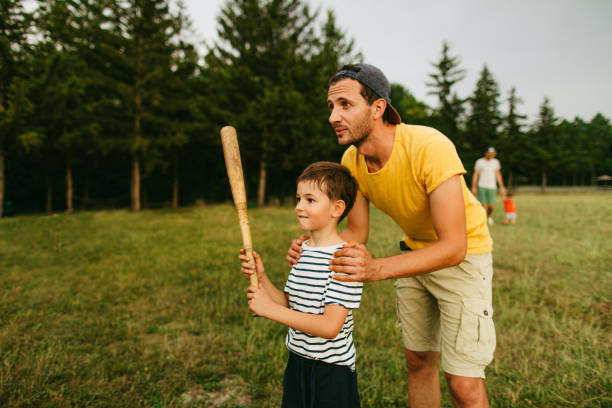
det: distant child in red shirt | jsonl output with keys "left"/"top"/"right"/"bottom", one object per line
{"left": 503, "top": 192, "right": 517, "bottom": 224}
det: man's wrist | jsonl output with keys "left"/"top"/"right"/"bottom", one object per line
{"left": 370, "top": 258, "right": 386, "bottom": 281}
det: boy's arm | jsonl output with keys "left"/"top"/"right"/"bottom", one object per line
{"left": 247, "top": 285, "right": 349, "bottom": 339}
{"left": 257, "top": 274, "right": 289, "bottom": 307}
{"left": 240, "top": 250, "right": 288, "bottom": 307}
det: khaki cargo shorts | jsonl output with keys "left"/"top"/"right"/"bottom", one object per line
{"left": 395, "top": 252, "right": 496, "bottom": 378}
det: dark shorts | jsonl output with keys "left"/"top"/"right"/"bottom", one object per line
{"left": 282, "top": 352, "right": 360, "bottom": 408}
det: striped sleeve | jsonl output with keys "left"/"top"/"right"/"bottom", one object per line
{"left": 325, "top": 277, "right": 362, "bottom": 309}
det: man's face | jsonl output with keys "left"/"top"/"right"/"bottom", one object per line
{"left": 485, "top": 151, "right": 496, "bottom": 159}
{"left": 327, "top": 78, "right": 373, "bottom": 146}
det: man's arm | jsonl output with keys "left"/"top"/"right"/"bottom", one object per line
{"left": 496, "top": 169, "right": 506, "bottom": 198}
{"left": 339, "top": 193, "right": 370, "bottom": 244}
{"left": 331, "top": 175, "right": 467, "bottom": 282}
{"left": 471, "top": 169, "right": 480, "bottom": 195}
{"left": 247, "top": 285, "right": 349, "bottom": 339}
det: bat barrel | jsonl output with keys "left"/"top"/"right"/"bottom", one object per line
{"left": 220, "top": 126, "right": 259, "bottom": 288}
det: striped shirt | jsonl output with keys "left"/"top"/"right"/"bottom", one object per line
{"left": 284, "top": 242, "right": 363, "bottom": 371}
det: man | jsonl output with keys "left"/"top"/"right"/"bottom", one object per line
{"left": 471, "top": 147, "right": 506, "bottom": 226}
{"left": 287, "top": 64, "right": 495, "bottom": 408}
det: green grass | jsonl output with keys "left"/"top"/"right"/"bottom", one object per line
{"left": 0, "top": 193, "right": 610, "bottom": 407}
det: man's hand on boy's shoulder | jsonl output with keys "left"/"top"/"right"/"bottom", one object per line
{"left": 286, "top": 234, "right": 310, "bottom": 268}
{"left": 330, "top": 241, "right": 381, "bottom": 283}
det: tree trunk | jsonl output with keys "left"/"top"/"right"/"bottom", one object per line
{"left": 257, "top": 129, "right": 268, "bottom": 207}
{"left": 572, "top": 173, "right": 577, "bottom": 186}
{"left": 131, "top": 156, "right": 141, "bottom": 211}
{"left": 257, "top": 153, "right": 267, "bottom": 207}
{"left": 131, "top": 26, "right": 144, "bottom": 212}
{"left": 83, "top": 171, "right": 90, "bottom": 209}
{"left": 541, "top": 168, "right": 547, "bottom": 193}
{"left": 0, "top": 148, "right": 4, "bottom": 218}
{"left": 172, "top": 150, "right": 179, "bottom": 209}
{"left": 507, "top": 171, "right": 514, "bottom": 189}
{"left": 66, "top": 162, "right": 74, "bottom": 213}
{"left": 46, "top": 175, "right": 53, "bottom": 213}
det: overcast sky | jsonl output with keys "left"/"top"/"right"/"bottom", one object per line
{"left": 182, "top": 0, "right": 612, "bottom": 123}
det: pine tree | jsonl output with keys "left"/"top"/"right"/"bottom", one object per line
{"left": 0, "top": 0, "right": 34, "bottom": 217}
{"left": 427, "top": 41, "right": 466, "bottom": 144}
{"left": 556, "top": 118, "right": 585, "bottom": 185}
{"left": 104, "top": 0, "right": 188, "bottom": 211}
{"left": 152, "top": 30, "right": 202, "bottom": 209}
{"left": 390, "top": 84, "right": 430, "bottom": 125}
{"left": 498, "top": 86, "right": 528, "bottom": 188}
{"left": 207, "top": 0, "right": 356, "bottom": 206}
{"left": 28, "top": 0, "right": 101, "bottom": 213}
{"left": 289, "top": 9, "right": 359, "bottom": 172}
{"left": 465, "top": 65, "right": 502, "bottom": 166}
{"left": 589, "top": 114, "right": 612, "bottom": 178}
{"left": 533, "top": 97, "right": 558, "bottom": 192}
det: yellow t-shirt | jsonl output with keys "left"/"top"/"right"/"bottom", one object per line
{"left": 341, "top": 124, "right": 492, "bottom": 254}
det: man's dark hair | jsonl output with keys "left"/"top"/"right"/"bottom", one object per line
{"left": 329, "top": 64, "right": 393, "bottom": 123}
{"left": 297, "top": 161, "right": 358, "bottom": 223}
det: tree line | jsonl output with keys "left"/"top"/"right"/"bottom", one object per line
{"left": 2, "top": 0, "right": 611, "bottom": 217}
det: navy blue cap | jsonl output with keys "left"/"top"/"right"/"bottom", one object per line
{"left": 334, "top": 63, "right": 401, "bottom": 124}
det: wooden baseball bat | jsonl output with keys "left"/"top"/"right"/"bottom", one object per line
{"left": 220, "top": 126, "right": 259, "bottom": 288}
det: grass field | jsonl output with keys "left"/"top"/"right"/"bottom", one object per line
{"left": 0, "top": 193, "right": 610, "bottom": 407}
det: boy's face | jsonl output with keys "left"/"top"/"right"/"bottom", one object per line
{"left": 295, "top": 181, "right": 342, "bottom": 232}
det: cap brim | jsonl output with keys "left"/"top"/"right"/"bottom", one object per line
{"left": 387, "top": 104, "right": 402, "bottom": 125}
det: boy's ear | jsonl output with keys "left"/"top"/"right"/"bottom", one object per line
{"left": 331, "top": 199, "right": 346, "bottom": 219}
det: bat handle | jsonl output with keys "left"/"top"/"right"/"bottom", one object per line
{"left": 245, "top": 247, "right": 259, "bottom": 287}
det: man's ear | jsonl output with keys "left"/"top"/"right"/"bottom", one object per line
{"left": 371, "top": 98, "right": 387, "bottom": 120}
{"left": 331, "top": 199, "right": 346, "bottom": 219}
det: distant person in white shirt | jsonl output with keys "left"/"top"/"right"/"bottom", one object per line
{"left": 472, "top": 147, "right": 506, "bottom": 226}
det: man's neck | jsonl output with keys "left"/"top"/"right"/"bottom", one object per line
{"left": 358, "top": 122, "right": 397, "bottom": 173}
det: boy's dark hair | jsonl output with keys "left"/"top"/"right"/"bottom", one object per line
{"left": 297, "top": 161, "right": 358, "bottom": 223}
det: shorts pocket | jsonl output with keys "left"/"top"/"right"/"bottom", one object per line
{"left": 455, "top": 298, "right": 496, "bottom": 366}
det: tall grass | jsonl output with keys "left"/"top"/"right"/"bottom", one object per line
{"left": 0, "top": 193, "right": 610, "bottom": 407}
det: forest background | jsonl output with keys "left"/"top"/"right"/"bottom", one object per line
{"left": 2, "top": 0, "right": 611, "bottom": 217}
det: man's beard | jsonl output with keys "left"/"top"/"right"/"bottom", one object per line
{"left": 349, "top": 112, "right": 372, "bottom": 148}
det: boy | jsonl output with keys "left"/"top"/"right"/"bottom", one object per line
{"left": 239, "top": 161, "right": 362, "bottom": 408}
{"left": 503, "top": 191, "right": 517, "bottom": 224}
